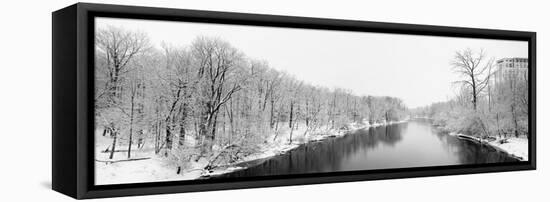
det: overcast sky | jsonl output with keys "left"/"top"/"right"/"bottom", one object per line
{"left": 96, "top": 17, "right": 528, "bottom": 108}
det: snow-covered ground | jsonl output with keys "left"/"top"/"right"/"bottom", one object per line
{"left": 448, "top": 132, "right": 528, "bottom": 161}
{"left": 95, "top": 132, "right": 207, "bottom": 184}
{"left": 95, "top": 157, "right": 204, "bottom": 185}
{"left": 488, "top": 137, "right": 528, "bottom": 161}
{"left": 95, "top": 119, "right": 408, "bottom": 184}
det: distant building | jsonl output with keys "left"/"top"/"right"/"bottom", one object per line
{"left": 493, "top": 57, "right": 528, "bottom": 84}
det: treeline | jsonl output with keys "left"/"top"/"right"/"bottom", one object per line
{"left": 413, "top": 49, "right": 528, "bottom": 139}
{"left": 94, "top": 26, "right": 408, "bottom": 164}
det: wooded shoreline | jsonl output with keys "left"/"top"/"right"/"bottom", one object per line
{"left": 414, "top": 117, "right": 528, "bottom": 161}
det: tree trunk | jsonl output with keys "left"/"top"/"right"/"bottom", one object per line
{"left": 199, "top": 114, "right": 214, "bottom": 154}
{"left": 154, "top": 120, "right": 161, "bottom": 154}
{"left": 227, "top": 101, "right": 234, "bottom": 145}
{"left": 471, "top": 75, "right": 477, "bottom": 111}
{"left": 127, "top": 95, "right": 135, "bottom": 159}
{"left": 289, "top": 102, "right": 294, "bottom": 128}
{"left": 305, "top": 99, "right": 310, "bottom": 127}
{"left": 275, "top": 111, "right": 280, "bottom": 131}
{"left": 109, "top": 127, "right": 118, "bottom": 159}
{"left": 179, "top": 122, "right": 186, "bottom": 146}
{"left": 269, "top": 100, "right": 275, "bottom": 129}
{"left": 209, "top": 111, "right": 219, "bottom": 149}
{"left": 289, "top": 121, "right": 295, "bottom": 144}
{"left": 496, "top": 112, "right": 502, "bottom": 138}
{"left": 178, "top": 103, "right": 187, "bottom": 146}
{"left": 165, "top": 125, "right": 172, "bottom": 151}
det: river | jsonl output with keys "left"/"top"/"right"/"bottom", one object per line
{"left": 215, "top": 120, "right": 518, "bottom": 179}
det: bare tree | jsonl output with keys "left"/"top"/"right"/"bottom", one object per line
{"left": 191, "top": 37, "right": 245, "bottom": 153}
{"left": 95, "top": 26, "right": 150, "bottom": 159}
{"left": 451, "top": 48, "right": 494, "bottom": 111}
{"left": 287, "top": 79, "right": 303, "bottom": 144}
{"left": 266, "top": 70, "right": 283, "bottom": 129}
{"left": 96, "top": 26, "right": 150, "bottom": 99}
{"left": 126, "top": 78, "right": 139, "bottom": 158}
{"left": 158, "top": 44, "right": 194, "bottom": 154}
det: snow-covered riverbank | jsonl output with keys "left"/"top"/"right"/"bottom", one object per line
{"left": 95, "top": 119, "right": 408, "bottom": 184}
{"left": 448, "top": 132, "right": 528, "bottom": 161}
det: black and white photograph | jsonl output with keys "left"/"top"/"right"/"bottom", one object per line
{"left": 4, "top": 0, "right": 550, "bottom": 201}
{"left": 93, "top": 17, "right": 530, "bottom": 185}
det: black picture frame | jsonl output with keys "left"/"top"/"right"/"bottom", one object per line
{"left": 52, "top": 3, "right": 536, "bottom": 199}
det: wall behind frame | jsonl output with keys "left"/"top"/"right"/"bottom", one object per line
{"left": 0, "top": 0, "right": 547, "bottom": 201}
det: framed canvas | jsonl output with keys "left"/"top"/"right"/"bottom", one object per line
{"left": 52, "top": 3, "right": 536, "bottom": 199}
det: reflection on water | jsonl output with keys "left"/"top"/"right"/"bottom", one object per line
{"left": 217, "top": 120, "right": 517, "bottom": 179}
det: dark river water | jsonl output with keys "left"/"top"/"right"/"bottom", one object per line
{"left": 216, "top": 120, "right": 517, "bottom": 179}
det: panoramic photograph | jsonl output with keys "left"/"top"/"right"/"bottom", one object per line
{"left": 93, "top": 17, "right": 529, "bottom": 185}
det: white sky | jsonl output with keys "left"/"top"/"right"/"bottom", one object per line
{"left": 96, "top": 17, "right": 528, "bottom": 108}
